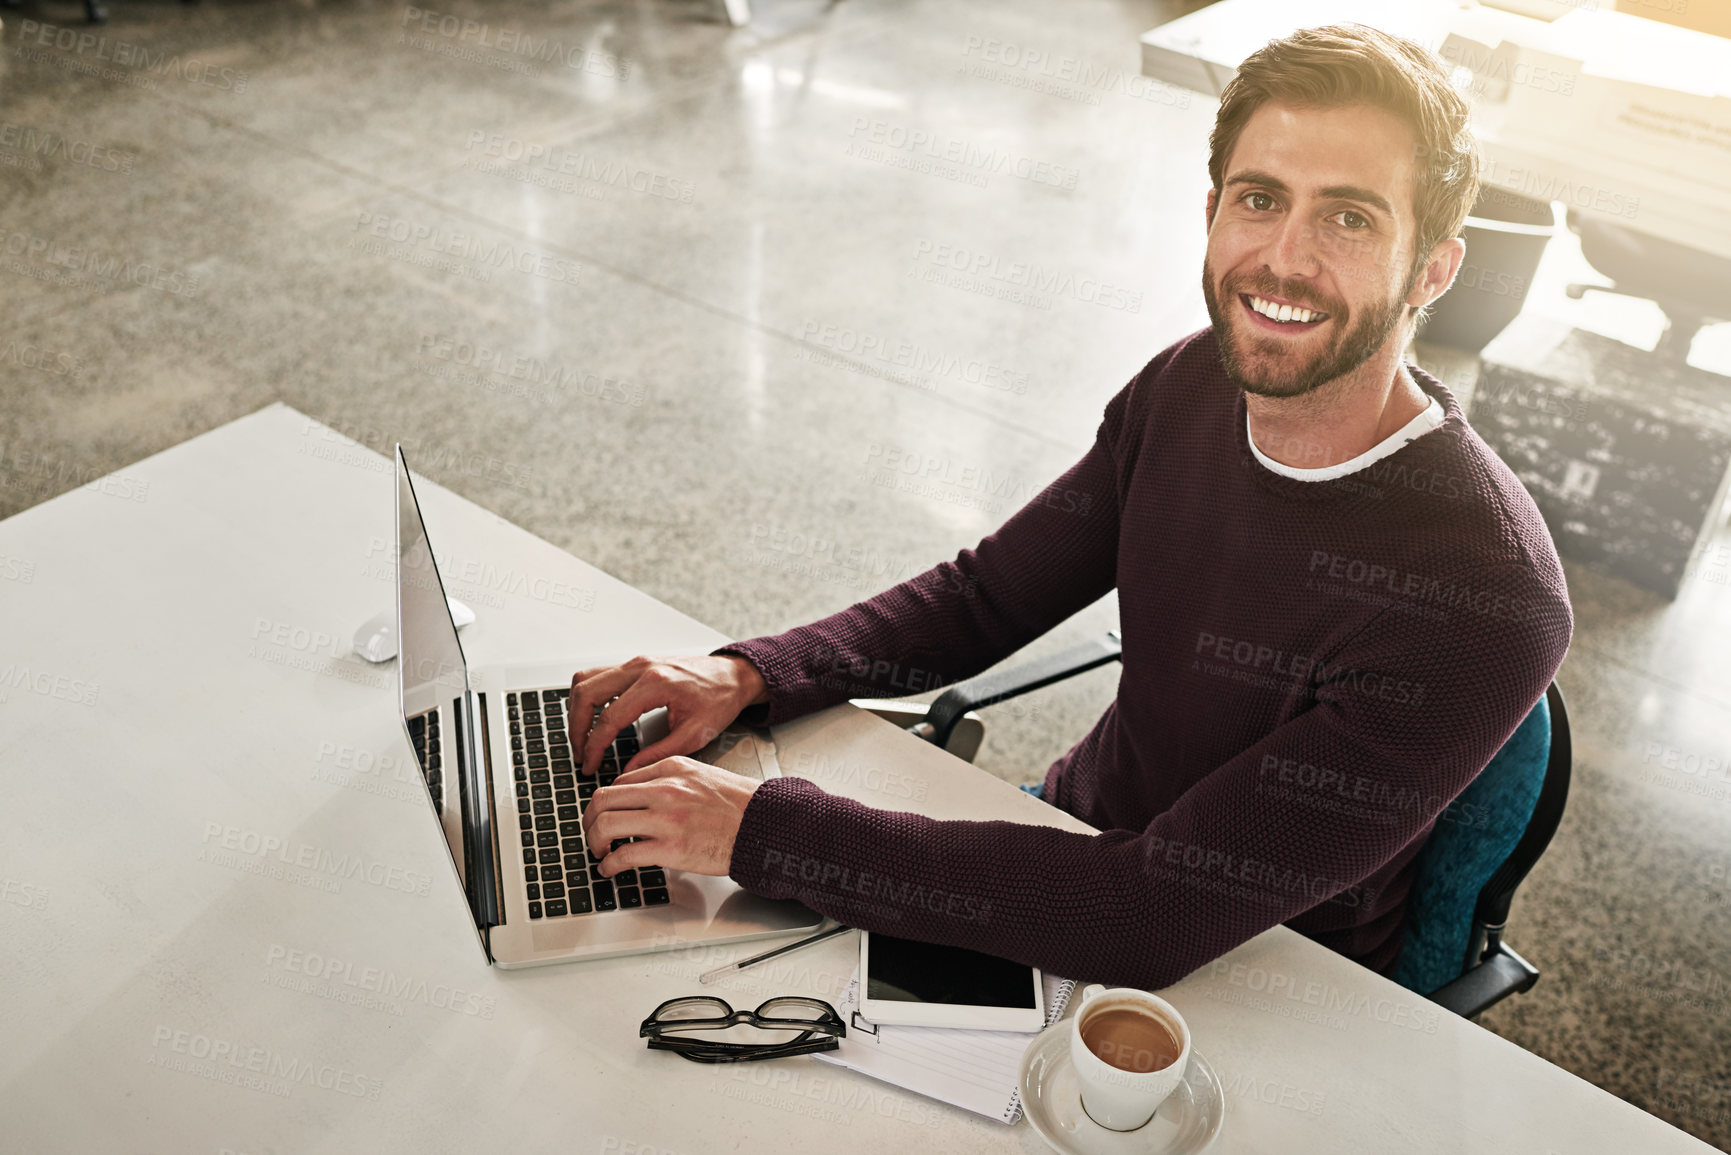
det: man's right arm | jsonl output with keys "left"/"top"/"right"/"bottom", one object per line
{"left": 571, "top": 360, "right": 1156, "bottom": 769}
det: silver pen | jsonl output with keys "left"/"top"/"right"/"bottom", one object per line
{"left": 697, "top": 924, "right": 853, "bottom": 984}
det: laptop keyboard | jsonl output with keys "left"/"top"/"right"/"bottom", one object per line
{"left": 406, "top": 709, "right": 442, "bottom": 809}
{"left": 510, "top": 687, "right": 672, "bottom": 919}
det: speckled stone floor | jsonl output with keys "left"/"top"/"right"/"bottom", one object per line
{"left": 2, "top": 0, "right": 1728, "bottom": 1148}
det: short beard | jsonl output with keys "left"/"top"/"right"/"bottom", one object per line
{"left": 1202, "top": 257, "right": 1414, "bottom": 400}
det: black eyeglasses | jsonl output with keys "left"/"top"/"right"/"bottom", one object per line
{"left": 640, "top": 995, "right": 846, "bottom": 1063}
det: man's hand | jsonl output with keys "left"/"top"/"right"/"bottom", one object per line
{"left": 580, "top": 756, "right": 760, "bottom": 877}
{"left": 569, "top": 654, "right": 769, "bottom": 776}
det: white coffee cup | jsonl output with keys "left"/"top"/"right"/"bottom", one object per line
{"left": 1067, "top": 984, "right": 1192, "bottom": 1131}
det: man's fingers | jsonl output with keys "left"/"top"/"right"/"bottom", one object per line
{"left": 623, "top": 722, "right": 714, "bottom": 774}
{"left": 585, "top": 807, "right": 675, "bottom": 858}
{"left": 568, "top": 667, "right": 637, "bottom": 772}
{"left": 578, "top": 678, "right": 659, "bottom": 776}
{"left": 596, "top": 838, "right": 667, "bottom": 878}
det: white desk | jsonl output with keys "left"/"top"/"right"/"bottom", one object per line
{"left": 1138, "top": 0, "right": 1731, "bottom": 264}
{"left": 0, "top": 405, "right": 1714, "bottom": 1153}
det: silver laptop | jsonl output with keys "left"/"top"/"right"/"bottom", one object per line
{"left": 392, "top": 445, "right": 822, "bottom": 968}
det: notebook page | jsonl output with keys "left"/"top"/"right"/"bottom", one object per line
{"left": 813, "top": 969, "right": 1076, "bottom": 1124}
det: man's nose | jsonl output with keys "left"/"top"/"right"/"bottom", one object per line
{"left": 1265, "top": 213, "right": 1323, "bottom": 281}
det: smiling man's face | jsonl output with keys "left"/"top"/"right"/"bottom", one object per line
{"left": 1202, "top": 101, "right": 1427, "bottom": 399}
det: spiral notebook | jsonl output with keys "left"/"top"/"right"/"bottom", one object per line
{"left": 814, "top": 968, "right": 1077, "bottom": 1124}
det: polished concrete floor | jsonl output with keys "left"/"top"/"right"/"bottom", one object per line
{"left": 3, "top": 0, "right": 1729, "bottom": 1147}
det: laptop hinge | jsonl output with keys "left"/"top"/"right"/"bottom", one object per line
{"left": 457, "top": 690, "right": 505, "bottom": 932}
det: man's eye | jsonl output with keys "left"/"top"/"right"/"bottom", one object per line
{"left": 1336, "top": 210, "right": 1369, "bottom": 230}
{"left": 1244, "top": 192, "right": 1276, "bottom": 211}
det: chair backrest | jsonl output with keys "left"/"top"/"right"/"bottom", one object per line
{"left": 1389, "top": 682, "right": 1570, "bottom": 995}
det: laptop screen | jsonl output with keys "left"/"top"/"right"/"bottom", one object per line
{"left": 395, "top": 447, "right": 469, "bottom": 712}
{"left": 394, "top": 447, "right": 488, "bottom": 925}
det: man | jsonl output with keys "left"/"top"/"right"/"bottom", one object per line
{"left": 572, "top": 24, "right": 1572, "bottom": 988}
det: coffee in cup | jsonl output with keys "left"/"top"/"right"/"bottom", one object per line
{"left": 1067, "top": 985, "right": 1192, "bottom": 1131}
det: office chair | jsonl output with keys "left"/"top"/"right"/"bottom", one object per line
{"left": 860, "top": 630, "right": 1570, "bottom": 1018}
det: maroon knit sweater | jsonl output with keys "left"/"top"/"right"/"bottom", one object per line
{"left": 716, "top": 326, "right": 1572, "bottom": 990}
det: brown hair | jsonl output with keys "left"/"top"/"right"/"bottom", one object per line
{"left": 1207, "top": 24, "right": 1481, "bottom": 328}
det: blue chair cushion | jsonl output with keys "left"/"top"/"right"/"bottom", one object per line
{"left": 1390, "top": 694, "right": 1551, "bottom": 995}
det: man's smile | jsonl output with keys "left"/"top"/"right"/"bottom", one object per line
{"left": 1238, "top": 291, "right": 1330, "bottom": 334}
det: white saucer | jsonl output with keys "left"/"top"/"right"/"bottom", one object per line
{"left": 1018, "top": 1024, "right": 1225, "bottom": 1154}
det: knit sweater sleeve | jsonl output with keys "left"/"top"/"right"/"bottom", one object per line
{"left": 727, "top": 561, "right": 1572, "bottom": 990}
{"left": 710, "top": 373, "right": 1142, "bottom": 727}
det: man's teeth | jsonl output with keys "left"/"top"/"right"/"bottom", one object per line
{"left": 1248, "top": 295, "right": 1323, "bottom": 324}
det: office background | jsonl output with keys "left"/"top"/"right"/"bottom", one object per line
{"left": 1, "top": 0, "right": 1727, "bottom": 1148}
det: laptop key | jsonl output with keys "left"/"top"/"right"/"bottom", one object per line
{"left": 528, "top": 901, "right": 543, "bottom": 919}
{"left": 541, "top": 864, "right": 561, "bottom": 881}
{"left": 530, "top": 769, "right": 550, "bottom": 785}
{"left": 553, "top": 774, "right": 574, "bottom": 791}
{"left": 567, "top": 891, "right": 593, "bottom": 915}
{"left": 534, "top": 799, "right": 554, "bottom": 815}
{"left": 526, "top": 883, "right": 540, "bottom": 900}
{"left": 518, "top": 815, "right": 533, "bottom": 832}
{"left": 537, "top": 832, "right": 559, "bottom": 848}
{"left": 521, "top": 832, "right": 535, "bottom": 848}
{"left": 524, "top": 865, "right": 538, "bottom": 882}
{"left": 615, "top": 868, "right": 637, "bottom": 886}
{"left": 578, "top": 782, "right": 596, "bottom": 798}
{"left": 617, "top": 887, "right": 641, "bottom": 909}
{"left": 529, "top": 754, "right": 549, "bottom": 769}
{"left": 638, "top": 868, "right": 666, "bottom": 888}
{"left": 557, "top": 804, "right": 579, "bottom": 821}
{"left": 539, "top": 849, "right": 562, "bottom": 865}
{"left": 559, "top": 820, "right": 582, "bottom": 838}
{"left": 555, "top": 789, "right": 576, "bottom": 805}
{"left": 542, "top": 881, "right": 564, "bottom": 900}
{"left": 531, "top": 784, "right": 551, "bottom": 799}
{"left": 643, "top": 887, "right": 670, "bottom": 905}
{"left": 523, "top": 849, "right": 537, "bottom": 865}
{"left": 535, "top": 815, "right": 556, "bottom": 831}
{"left": 561, "top": 837, "right": 584, "bottom": 855}
{"left": 591, "top": 880, "right": 616, "bottom": 910}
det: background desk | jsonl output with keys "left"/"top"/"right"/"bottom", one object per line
{"left": 1138, "top": 0, "right": 1731, "bottom": 265}
{"left": 0, "top": 405, "right": 1714, "bottom": 1153}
